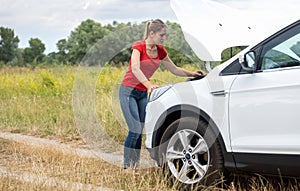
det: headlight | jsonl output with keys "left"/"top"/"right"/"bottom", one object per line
{"left": 148, "top": 84, "right": 172, "bottom": 102}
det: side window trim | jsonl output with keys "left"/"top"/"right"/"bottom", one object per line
{"left": 262, "top": 65, "right": 300, "bottom": 73}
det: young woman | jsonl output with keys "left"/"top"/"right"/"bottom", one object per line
{"left": 119, "top": 19, "right": 204, "bottom": 173}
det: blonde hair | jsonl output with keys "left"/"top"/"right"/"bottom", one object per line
{"left": 144, "top": 19, "right": 167, "bottom": 40}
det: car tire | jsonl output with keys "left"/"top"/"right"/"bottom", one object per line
{"left": 159, "top": 117, "right": 224, "bottom": 190}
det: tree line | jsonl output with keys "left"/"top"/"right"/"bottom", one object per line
{"left": 0, "top": 19, "right": 244, "bottom": 68}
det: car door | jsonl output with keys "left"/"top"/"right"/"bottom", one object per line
{"left": 229, "top": 22, "right": 300, "bottom": 156}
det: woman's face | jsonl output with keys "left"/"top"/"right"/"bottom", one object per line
{"left": 151, "top": 27, "right": 167, "bottom": 45}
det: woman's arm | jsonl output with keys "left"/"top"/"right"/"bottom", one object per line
{"left": 161, "top": 55, "right": 205, "bottom": 77}
{"left": 131, "top": 49, "right": 159, "bottom": 92}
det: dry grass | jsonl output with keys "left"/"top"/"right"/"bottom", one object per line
{"left": 0, "top": 138, "right": 299, "bottom": 191}
{"left": 0, "top": 138, "right": 178, "bottom": 191}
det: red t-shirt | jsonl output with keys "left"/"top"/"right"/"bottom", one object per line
{"left": 122, "top": 40, "right": 168, "bottom": 91}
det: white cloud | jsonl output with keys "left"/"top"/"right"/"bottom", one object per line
{"left": 83, "top": 2, "right": 90, "bottom": 10}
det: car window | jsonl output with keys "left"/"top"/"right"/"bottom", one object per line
{"left": 262, "top": 33, "right": 300, "bottom": 70}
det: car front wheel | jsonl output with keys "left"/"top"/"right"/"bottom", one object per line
{"left": 159, "top": 117, "right": 224, "bottom": 189}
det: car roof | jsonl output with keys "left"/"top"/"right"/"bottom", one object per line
{"left": 170, "top": 0, "right": 299, "bottom": 62}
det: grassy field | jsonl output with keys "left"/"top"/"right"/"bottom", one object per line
{"left": 0, "top": 66, "right": 184, "bottom": 143}
{"left": 0, "top": 66, "right": 299, "bottom": 190}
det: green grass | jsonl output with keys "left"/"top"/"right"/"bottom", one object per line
{"left": 0, "top": 67, "right": 76, "bottom": 141}
{"left": 0, "top": 66, "right": 186, "bottom": 143}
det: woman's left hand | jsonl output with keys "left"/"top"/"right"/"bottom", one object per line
{"left": 192, "top": 70, "right": 206, "bottom": 77}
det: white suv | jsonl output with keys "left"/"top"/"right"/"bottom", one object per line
{"left": 144, "top": 19, "right": 300, "bottom": 188}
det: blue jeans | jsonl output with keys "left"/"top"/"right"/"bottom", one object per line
{"left": 119, "top": 84, "right": 148, "bottom": 169}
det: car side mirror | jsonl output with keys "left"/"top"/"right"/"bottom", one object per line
{"left": 239, "top": 51, "right": 256, "bottom": 72}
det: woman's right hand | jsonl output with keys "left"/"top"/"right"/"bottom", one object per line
{"left": 148, "top": 84, "right": 159, "bottom": 94}
{"left": 143, "top": 80, "right": 159, "bottom": 93}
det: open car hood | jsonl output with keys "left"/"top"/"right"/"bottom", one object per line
{"left": 170, "top": 0, "right": 299, "bottom": 61}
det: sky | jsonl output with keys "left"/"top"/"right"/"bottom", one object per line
{"left": 0, "top": 0, "right": 177, "bottom": 53}
{"left": 0, "top": 0, "right": 299, "bottom": 54}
